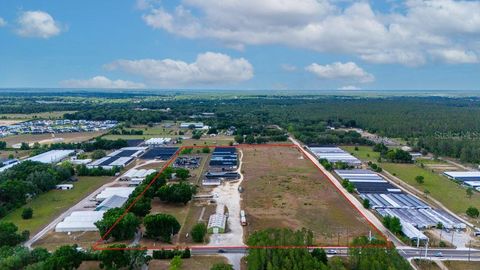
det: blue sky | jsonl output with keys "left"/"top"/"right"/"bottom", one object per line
{"left": 0, "top": 0, "right": 479, "bottom": 90}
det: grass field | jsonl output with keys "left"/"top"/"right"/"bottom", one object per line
{"left": 149, "top": 256, "right": 229, "bottom": 270}
{"left": 413, "top": 259, "right": 442, "bottom": 270}
{"left": 241, "top": 146, "right": 372, "bottom": 245}
{"left": 0, "top": 111, "right": 76, "bottom": 120}
{"left": 102, "top": 124, "right": 183, "bottom": 140}
{"left": 342, "top": 146, "right": 480, "bottom": 221}
{"left": 443, "top": 261, "right": 480, "bottom": 270}
{"left": 2, "top": 131, "right": 106, "bottom": 147}
{"left": 2, "top": 176, "right": 113, "bottom": 234}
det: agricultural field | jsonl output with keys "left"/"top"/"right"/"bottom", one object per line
{"left": 2, "top": 176, "right": 113, "bottom": 234}
{"left": 241, "top": 146, "right": 372, "bottom": 245}
{"left": 343, "top": 146, "right": 480, "bottom": 222}
{"left": 102, "top": 124, "right": 183, "bottom": 140}
{"left": 2, "top": 130, "right": 107, "bottom": 147}
{"left": 0, "top": 111, "right": 76, "bottom": 120}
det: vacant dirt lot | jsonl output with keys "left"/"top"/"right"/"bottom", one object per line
{"left": 241, "top": 146, "right": 371, "bottom": 245}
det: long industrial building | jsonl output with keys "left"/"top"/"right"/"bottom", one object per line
{"left": 309, "top": 147, "right": 361, "bottom": 167}
{"left": 335, "top": 169, "right": 466, "bottom": 241}
{"left": 88, "top": 147, "right": 147, "bottom": 169}
{"left": 55, "top": 211, "right": 105, "bottom": 232}
{"left": 27, "top": 150, "right": 75, "bottom": 164}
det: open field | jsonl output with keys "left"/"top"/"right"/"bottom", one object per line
{"left": 178, "top": 202, "right": 217, "bottom": 245}
{"left": 0, "top": 111, "right": 76, "bottom": 120}
{"left": 149, "top": 256, "right": 229, "bottom": 270}
{"left": 241, "top": 146, "right": 372, "bottom": 245}
{"left": 2, "top": 131, "right": 106, "bottom": 147}
{"left": 343, "top": 146, "right": 480, "bottom": 222}
{"left": 412, "top": 259, "right": 442, "bottom": 270}
{"left": 102, "top": 123, "right": 184, "bottom": 140}
{"left": 0, "top": 149, "right": 32, "bottom": 159}
{"left": 443, "top": 261, "right": 480, "bottom": 270}
{"left": 32, "top": 231, "right": 99, "bottom": 251}
{"left": 2, "top": 176, "right": 113, "bottom": 234}
{"left": 181, "top": 136, "right": 234, "bottom": 146}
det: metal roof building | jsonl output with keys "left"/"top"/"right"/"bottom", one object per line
{"left": 27, "top": 150, "right": 75, "bottom": 164}
{"left": 55, "top": 211, "right": 105, "bottom": 232}
{"left": 96, "top": 187, "right": 135, "bottom": 201}
{"left": 95, "top": 195, "right": 128, "bottom": 211}
{"left": 444, "top": 171, "right": 480, "bottom": 182}
{"left": 145, "top": 138, "right": 172, "bottom": 146}
{"left": 309, "top": 147, "right": 361, "bottom": 167}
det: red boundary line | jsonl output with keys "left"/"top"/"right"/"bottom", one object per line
{"left": 92, "top": 144, "right": 389, "bottom": 251}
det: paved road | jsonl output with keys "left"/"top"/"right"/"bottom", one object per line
{"left": 191, "top": 245, "right": 480, "bottom": 261}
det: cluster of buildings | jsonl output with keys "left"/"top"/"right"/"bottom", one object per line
{"left": 203, "top": 147, "right": 239, "bottom": 186}
{"left": 444, "top": 171, "right": 480, "bottom": 191}
{"left": 174, "top": 156, "right": 201, "bottom": 168}
{"left": 309, "top": 146, "right": 361, "bottom": 167}
{"left": 0, "top": 119, "right": 117, "bottom": 137}
{"left": 55, "top": 186, "right": 135, "bottom": 232}
{"left": 335, "top": 169, "right": 465, "bottom": 245}
{"left": 119, "top": 168, "right": 157, "bottom": 186}
{"left": 87, "top": 147, "right": 147, "bottom": 170}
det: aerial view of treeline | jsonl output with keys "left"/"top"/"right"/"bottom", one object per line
{"left": 3, "top": 93, "right": 480, "bottom": 163}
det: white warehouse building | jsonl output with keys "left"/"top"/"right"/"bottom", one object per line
{"left": 55, "top": 211, "right": 105, "bottom": 232}
{"left": 27, "top": 150, "right": 75, "bottom": 164}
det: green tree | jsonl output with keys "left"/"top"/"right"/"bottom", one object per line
{"left": 311, "top": 248, "right": 328, "bottom": 264}
{"left": 175, "top": 168, "right": 190, "bottom": 181}
{"left": 22, "top": 207, "right": 33, "bottom": 219}
{"left": 211, "top": 263, "right": 234, "bottom": 270}
{"left": 466, "top": 188, "right": 474, "bottom": 199}
{"left": 202, "top": 146, "right": 211, "bottom": 153}
{"left": 234, "top": 135, "right": 244, "bottom": 144}
{"left": 466, "top": 206, "right": 479, "bottom": 218}
{"left": 144, "top": 214, "right": 181, "bottom": 242}
{"left": 99, "top": 244, "right": 130, "bottom": 270}
{"left": 169, "top": 255, "right": 182, "bottom": 270}
{"left": 0, "top": 222, "right": 29, "bottom": 247}
{"left": 91, "top": 149, "right": 107, "bottom": 160}
{"left": 0, "top": 141, "right": 6, "bottom": 149}
{"left": 157, "top": 182, "right": 196, "bottom": 205}
{"left": 245, "top": 135, "right": 255, "bottom": 144}
{"left": 191, "top": 223, "right": 207, "bottom": 243}
{"left": 362, "top": 199, "right": 370, "bottom": 209}
{"left": 129, "top": 197, "right": 151, "bottom": 217}
{"left": 415, "top": 175, "right": 424, "bottom": 185}
{"left": 44, "top": 245, "right": 83, "bottom": 270}
{"left": 95, "top": 208, "right": 140, "bottom": 241}
{"left": 20, "top": 142, "right": 30, "bottom": 150}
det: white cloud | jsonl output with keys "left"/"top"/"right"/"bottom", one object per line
{"left": 429, "top": 48, "right": 478, "bottom": 64}
{"left": 60, "top": 76, "right": 145, "bottom": 89}
{"left": 281, "top": 64, "right": 297, "bottom": 72}
{"left": 140, "top": 0, "right": 480, "bottom": 65}
{"left": 0, "top": 17, "right": 6, "bottom": 27}
{"left": 16, "top": 11, "right": 62, "bottom": 38}
{"left": 306, "top": 62, "right": 374, "bottom": 83}
{"left": 338, "top": 85, "right": 361, "bottom": 90}
{"left": 105, "top": 52, "right": 254, "bottom": 86}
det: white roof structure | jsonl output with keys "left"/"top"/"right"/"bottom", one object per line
{"left": 27, "top": 150, "right": 75, "bottom": 164}
{"left": 464, "top": 181, "right": 480, "bottom": 188}
{"left": 145, "top": 138, "right": 172, "bottom": 145}
{"left": 55, "top": 211, "right": 105, "bottom": 232}
{"left": 401, "top": 221, "right": 428, "bottom": 241}
{"left": 309, "top": 147, "right": 361, "bottom": 166}
{"left": 444, "top": 171, "right": 480, "bottom": 178}
{"left": 108, "top": 147, "right": 147, "bottom": 158}
{"left": 121, "top": 168, "right": 156, "bottom": 181}
{"left": 96, "top": 187, "right": 135, "bottom": 201}
{"left": 208, "top": 213, "right": 227, "bottom": 230}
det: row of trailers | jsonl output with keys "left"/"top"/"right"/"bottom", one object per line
{"left": 335, "top": 169, "right": 466, "bottom": 244}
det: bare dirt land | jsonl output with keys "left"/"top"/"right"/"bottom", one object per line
{"left": 3, "top": 131, "right": 106, "bottom": 147}
{"left": 241, "top": 146, "right": 372, "bottom": 245}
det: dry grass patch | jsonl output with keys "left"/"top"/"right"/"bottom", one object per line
{"left": 32, "top": 231, "right": 99, "bottom": 251}
{"left": 3, "top": 131, "right": 106, "bottom": 147}
{"left": 241, "top": 146, "right": 371, "bottom": 245}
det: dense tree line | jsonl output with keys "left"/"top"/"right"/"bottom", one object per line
{"left": 75, "top": 164, "right": 120, "bottom": 177}
{"left": 0, "top": 161, "right": 73, "bottom": 217}
{"left": 49, "top": 138, "right": 128, "bottom": 152}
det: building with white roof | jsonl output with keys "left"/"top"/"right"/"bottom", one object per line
{"left": 96, "top": 187, "right": 135, "bottom": 201}
{"left": 180, "top": 122, "right": 204, "bottom": 129}
{"left": 309, "top": 147, "right": 361, "bottom": 167}
{"left": 120, "top": 168, "right": 157, "bottom": 185}
{"left": 444, "top": 171, "right": 480, "bottom": 182}
{"left": 27, "top": 150, "right": 75, "bottom": 164}
{"left": 145, "top": 138, "right": 172, "bottom": 146}
{"left": 55, "top": 211, "right": 105, "bottom": 232}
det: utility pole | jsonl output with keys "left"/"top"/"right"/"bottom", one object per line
{"left": 424, "top": 238, "right": 429, "bottom": 259}
{"left": 468, "top": 240, "right": 472, "bottom": 262}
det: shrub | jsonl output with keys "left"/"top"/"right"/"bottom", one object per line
{"left": 22, "top": 207, "right": 33, "bottom": 219}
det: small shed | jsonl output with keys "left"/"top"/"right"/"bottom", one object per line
{"left": 208, "top": 213, "right": 227, "bottom": 234}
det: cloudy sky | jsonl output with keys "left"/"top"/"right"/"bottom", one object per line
{"left": 0, "top": 0, "right": 479, "bottom": 90}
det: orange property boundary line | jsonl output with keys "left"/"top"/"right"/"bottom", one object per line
{"left": 92, "top": 144, "right": 389, "bottom": 251}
